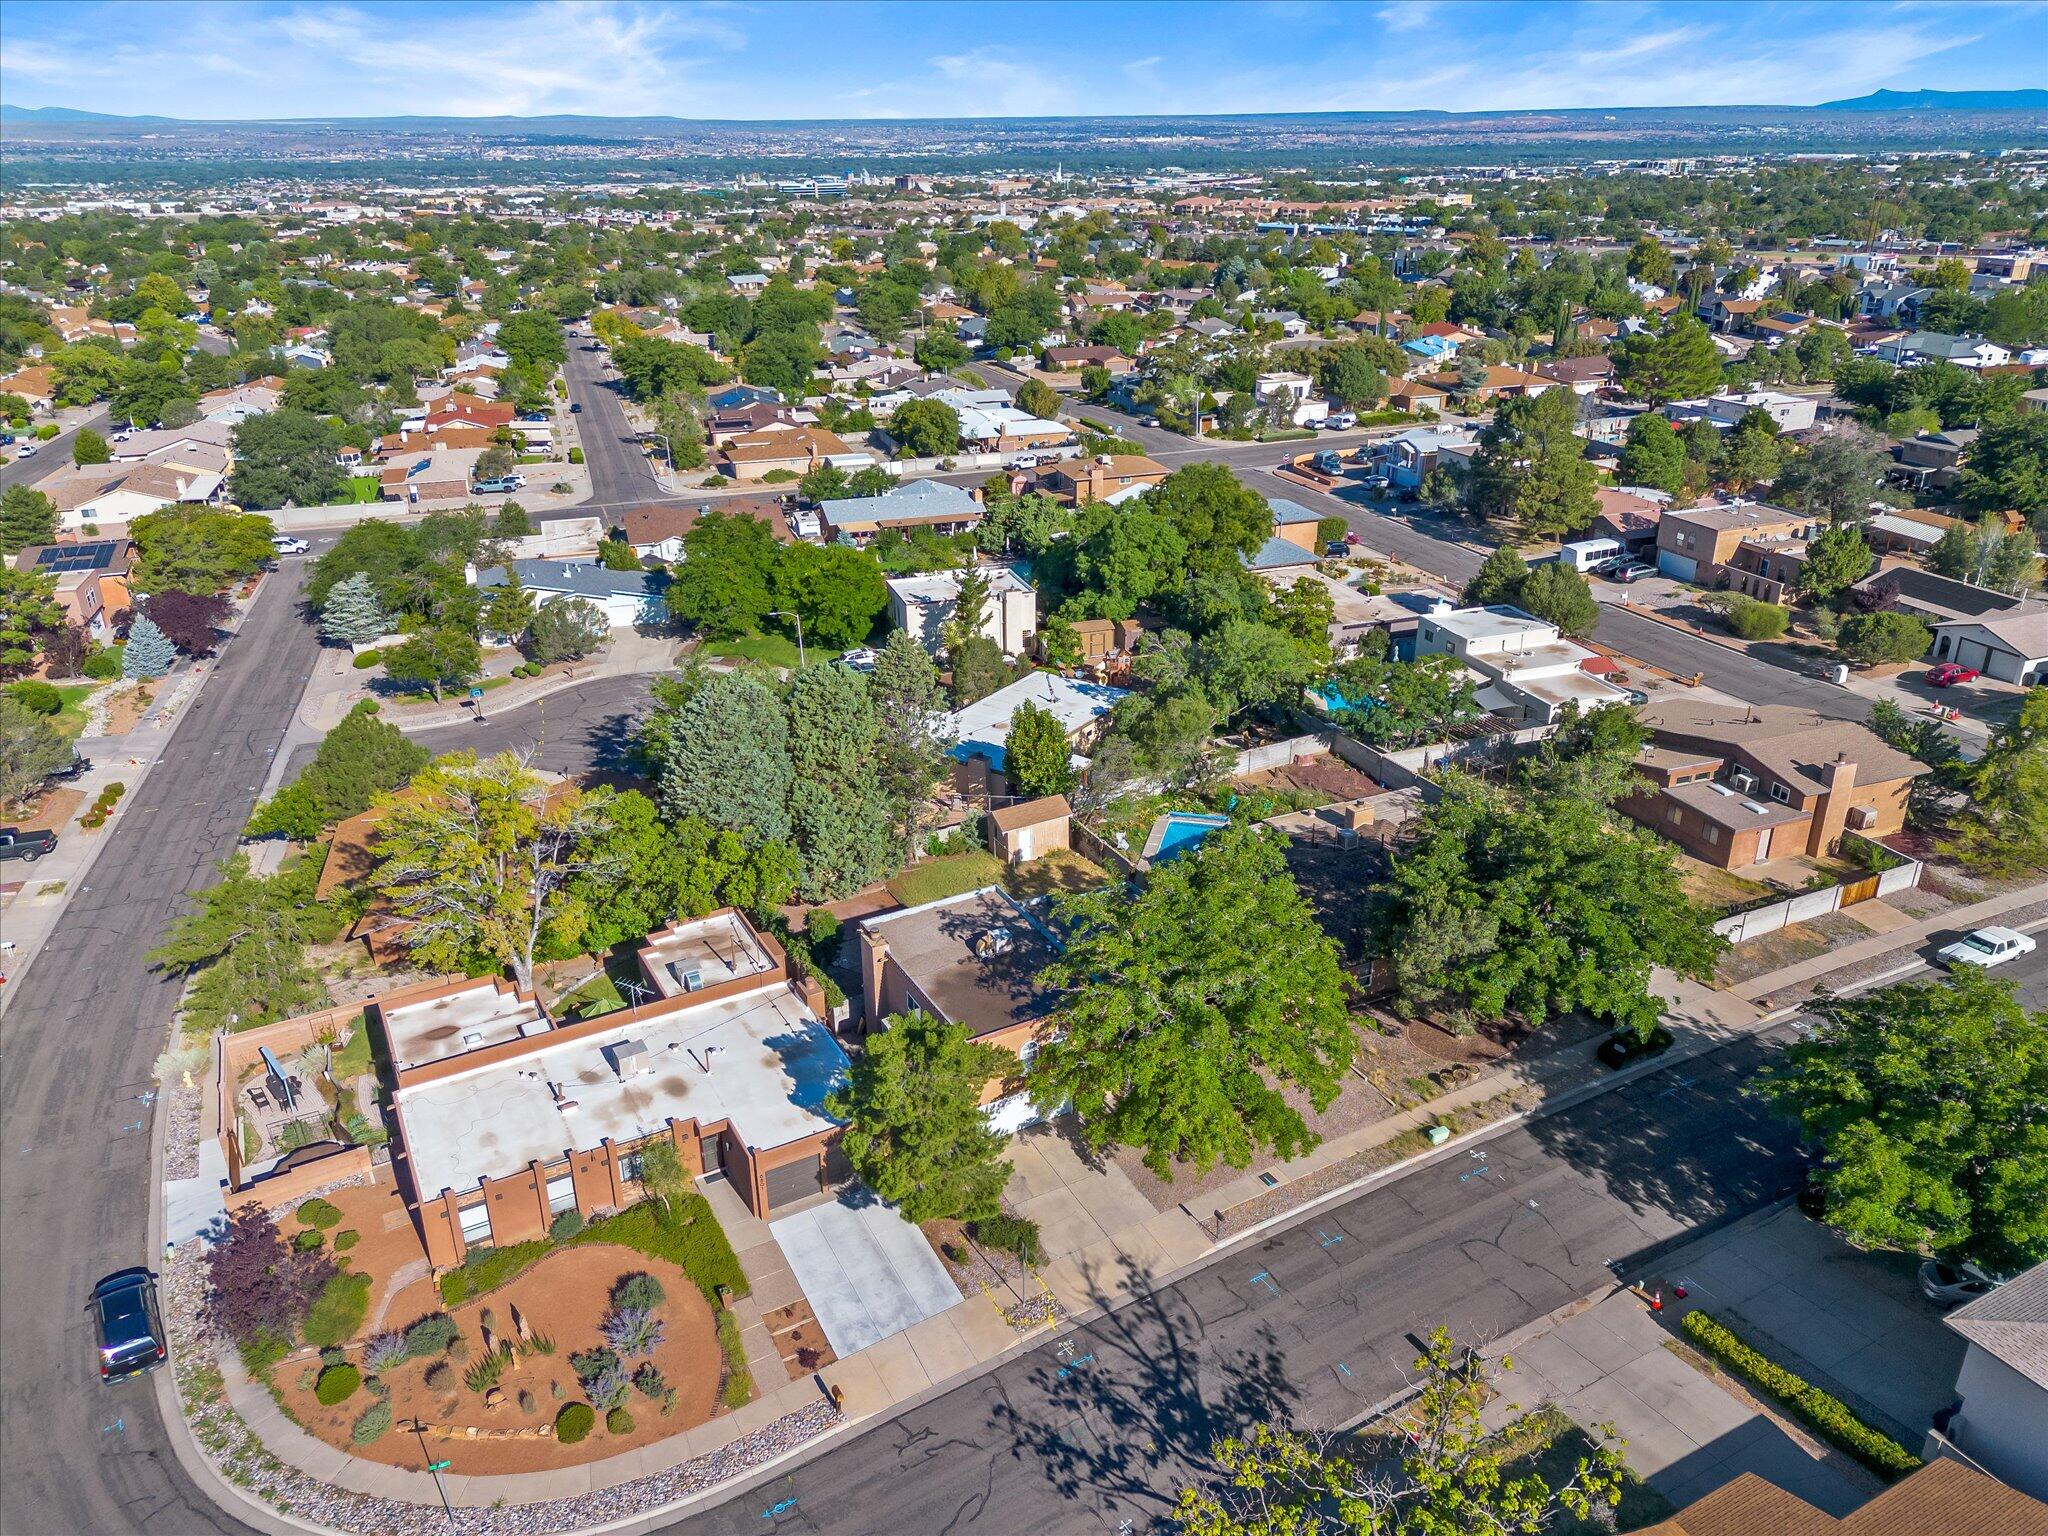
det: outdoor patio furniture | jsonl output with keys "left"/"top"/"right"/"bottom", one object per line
{"left": 247, "top": 1084, "right": 270, "bottom": 1110}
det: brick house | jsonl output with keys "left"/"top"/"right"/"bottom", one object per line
{"left": 1617, "top": 699, "right": 1926, "bottom": 869}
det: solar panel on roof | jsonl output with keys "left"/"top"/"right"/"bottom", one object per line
{"left": 33, "top": 540, "right": 117, "bottom": 573}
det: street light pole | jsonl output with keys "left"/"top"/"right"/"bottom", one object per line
{"left": 645, "top": 432, "right": 674, "bottom": 473}
{"left": 768, "top": 609, "right": 806, "bottom": 669}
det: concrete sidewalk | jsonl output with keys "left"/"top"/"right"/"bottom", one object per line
{"left": 378, "top": 629, "right": 678, "bottom": 735}
{"left": 1730, "top": 878, "right": 2048, "bottom": 1003}
{"left": 1483, "top": 1290, "right": 1868, "bottom": 1517}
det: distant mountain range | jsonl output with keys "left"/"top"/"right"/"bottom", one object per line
{"left": 1817, "top": 88, "right": 2048, "bottom": 112}
{"left": 4, "top": 87, "right": 2045, "bottom": 128}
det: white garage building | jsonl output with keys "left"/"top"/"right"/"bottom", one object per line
{"left": 1929, "top": 607, "right": 2048, "bottom": 686}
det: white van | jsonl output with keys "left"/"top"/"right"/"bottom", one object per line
{"left": 1558, "top": 537, "right": 1622, "bottom": 572}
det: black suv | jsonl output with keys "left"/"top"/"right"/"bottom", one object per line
{"left": 87, "top": 1269, "right": 167, "bottom": 1382}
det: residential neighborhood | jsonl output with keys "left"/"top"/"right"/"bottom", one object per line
{"left": 1, "top": 9, "right": 2046, "bottom": 1536}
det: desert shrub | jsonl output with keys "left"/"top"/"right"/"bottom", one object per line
{"left": 610, "top": 1271, "right": 665, "bottom": 1312}
{"left": 548, "top": 1208, "right": 584, "bottom": 1241}
{"left": 83, "top": 646, "right": 124, "bottom": 680}
{"left": 479, "top": 1307, "right": 496, "bottom": 1331}
{"left": 716, "top": 1310, "right": 753, "bottom": 1409}
{"left": 967, "top": 1215, "right": 1043, "bottom": 1266}
{"left": 632, "top": 1362, "right": 667, "bottom": 1399}
{"left": 585, "top": 1366, "right": 631, "bottom": 1414}
{"left": 351, "top": 650, "right": 382, "bottom": 669}
{"left": 606, "top": 1407, "right": 635, "bottom": 1435}
{"left": 403, "top": 1313, "right": 459, "bottom": 1358}
{"left": 1717, "top": 594, "right": 1790, "bottom": 641}
{"left": 599, "top": 1305, "right": 664, "bottom": 1359}
{"left": 554, "top": 1403, "right": 595, "bottom": 1443}
{"left": 293, "top": 1229, "right": 325, "bottom": 1252}
{"left": 423, "top": 1362, "right": 453, "bottom": 1393}
{"left": 350, "top": 1401, "right": 392, "bottom": 1445}
{"left": 1682, "top": 1311, "right": 1921, "bottom": 1478}
{"left": 314, "top": 1363, "right": 360, "bottom": 1405}
{"left": 464, "top": 1349, "right": 507, "bottom": 1394}
{"left": 303, "top": 1273, "right": 371, "bottom": 1349}
{"left": 517, "top": 1389, "right": 536, "bottom": 1413}
{"left": 296, "top": 1196, "right": 343, "bottom": 1229}
{"left": 569, "top": 1345, "right": 620, "bottom": 1386}
{"left": 362, "top": 1332, "right": 406, "bottom": 1374}
{"left": 332, "top": 1229, "right": 360, "bottom": 1253}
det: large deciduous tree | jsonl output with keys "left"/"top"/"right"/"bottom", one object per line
{"left": 1374, "top": 773, "right": 1723, "bottom": 1040}
{"left": 666, "top": 511, "right": 778, "bottom": 637}
{"left": 229, "top": 409, "right": 344, "bottom": 510}
{"left": 825, "top": 1012, "right": 1015, "bottom": 1223}
{"left": 1032, "top": 823, "right": 1356, "bottom": 1178}
{"left": 1760, "top": 971, "right": 2048, "bottom": 1274}
{"left": 1471, "top": 388, "right": 1598, "bottom": 537}
{"left": 373, "top": 751, "right": 619, "bottom": 990}
{"left": 0, "top": 694, "right": 72, "bottom": 808}
{"left": 141, "top": 589, "right": 232, "bottom": 655}
{"left": 1004, "top": 698, "right": 1077, "bottom": 800}
{"left": 770, "top": 542, "right": 887, "bottom": 650}
{"left": 1617, "top": 316, "right": 1722, "bottom": 405}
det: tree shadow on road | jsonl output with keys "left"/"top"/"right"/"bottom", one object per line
{"left": 1520, "top": 1034, "right": 1806, "bottom": 1274}
{"left": 987, "top": 1253, "right": 1300, "bottom": 1527}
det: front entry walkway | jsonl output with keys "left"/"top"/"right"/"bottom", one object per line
{"left": 771, "top": 1190, "right": 962, "bottom": 1357}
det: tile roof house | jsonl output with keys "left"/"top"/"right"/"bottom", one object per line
{"left": 717, "top": 426, "right": 865, "bottom": 483}
{"left": 1937, "top": 1259, "right": 2048, "bottom": 1501}
{"left": 1617, "top": 699, "right": 1926, "bottom": 869}
{"left": 1636, "top": 1456, "right": 2044, "bottom": 1535}
{"left": 615, "top": 497, "right": 794, "bottom": 561}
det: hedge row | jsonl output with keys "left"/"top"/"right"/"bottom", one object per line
{"left": 1681, "top": 1310, "right": 1921, "bottom": 1480}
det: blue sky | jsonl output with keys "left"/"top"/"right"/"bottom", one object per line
{"left": 2, "top": 1, "right": 2039, "bottom": 121}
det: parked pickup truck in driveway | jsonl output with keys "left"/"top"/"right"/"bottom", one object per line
{"left": 0, "top": 827, "right": 58, "bottom": 862}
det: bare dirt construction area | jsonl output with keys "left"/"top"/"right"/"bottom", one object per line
{"left": 18, "top": 785, "right": 83, "bottom": 832}
{"left": 100, "top": 683, "right": 154, "bottom": 736}
{"left": 275, "top": 1244, "right": 721, "bottom": 1474}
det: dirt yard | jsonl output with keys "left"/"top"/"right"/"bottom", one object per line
{"left": 276, "top": 1243, "right": 723, "bottom": 1473}
{"left": 100, "top": 683, "right": 154, "bottom": 736}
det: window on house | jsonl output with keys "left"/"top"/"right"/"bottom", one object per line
{"left": 1704, "top": 825, "right": 1720, "bottom": 844}
{"left": 619, "top": 1150, "right": 645, "bottom": 1185}
{"left": 1770, "top": 783, "right": 1791, "bottom": 804}
{"left": 1668, "top": 806, "right": 1683, "bottom": 823}
{"left": 457, "top": 1202, "right": 491, "bottom": 1243}
{"left": 546, "top": 1174, "right": 577, "bottom": 1215}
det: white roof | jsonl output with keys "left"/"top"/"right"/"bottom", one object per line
{"left": 1427, "top": 604, "right": 1560, "bottom": 646}
{"left": 887, "top": 565, "right": 1033, "bottom": 606}
{"left": 948, "top": 671, "right": 1128, "bottom": 773}
{"left": 393, "top": 981, "right": 847, "bottom": 1199}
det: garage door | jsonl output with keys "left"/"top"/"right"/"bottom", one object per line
{"left": 983, "top": 1091, "right": 1043, "bottom": 1135}
{"left": 1955, "top": 639, "right": 1992, "bottom": 673}
{"left": 1657, "top": 551, "right": 1697, "bottom": 583}
{"left": 764, "top": 1155, "right": 823, "bottom": 1212}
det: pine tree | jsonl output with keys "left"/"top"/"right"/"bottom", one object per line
{"left": 318, "top": 571, "right": 394, "bottom": 647}
{"left": 1461, "top": 544, "right": 1528, "bottom": 607}
{"left": 122, "top": 613, "right": 177, "bottom": 678}
{"left": 0, "top": 486, "right": 58, "bottom": 556}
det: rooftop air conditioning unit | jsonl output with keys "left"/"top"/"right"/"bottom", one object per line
{"left": 1847, "top": 806, "right": 1878, "bottom": 830}
{"left": 973, "top": 927, "right": 1014, "bottom": 958}
{"left": 606, "top": 1040, "right": 650, "bottom": 1079}
{"left": 1730, "top": 770, "right": 1759, "bottom": 794}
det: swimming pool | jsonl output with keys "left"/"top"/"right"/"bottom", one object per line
{"left": 1141, "top": 811, "right": 1232, "bottom": 865}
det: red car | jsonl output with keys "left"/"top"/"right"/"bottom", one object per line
{"left": 1925, "top": 662, "right": 1980, "bottom": 687}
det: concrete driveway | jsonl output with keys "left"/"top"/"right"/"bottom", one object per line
{"left": 771, "top": 1190, "right": 962, "bottom": 1358}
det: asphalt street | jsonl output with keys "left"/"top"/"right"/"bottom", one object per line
{"left": 0, "top": 563, "right": 319, "bottom": 1536}
{"left": 668, "top": 1028, "right": 1807, "bottom": 1536}
{"left": 1, "top": 405, "right": 111, "bottom": 490}
{"left": 563, "top": 323, "right": 667, "bottom": 517}
{"left": 409, "top": 671, "right": 657, "bottom": 776}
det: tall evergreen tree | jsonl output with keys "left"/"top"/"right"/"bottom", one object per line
{"left": 122, "top": 612, "right": 177, "bottom": 678}
{"left": 318, "top": 571, "right": 394, "bottom": 646}
{"left": 657, "top": 672, "right": 794, "bottom": 846}
{"left": 0, "top": 486, "right": 58, "bottom": 556}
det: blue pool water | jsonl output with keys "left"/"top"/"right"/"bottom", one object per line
{"left": 1152, "top": 812, "right": 1231, "bottom": 860}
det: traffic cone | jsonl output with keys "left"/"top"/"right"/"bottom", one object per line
{"left": 1649, "top": 1288, "right": 1664, "bottom": 1313}
{"left": 1674, "top": 1283, "right": 1689, "bottom": 1300}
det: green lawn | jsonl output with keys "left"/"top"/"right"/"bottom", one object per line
{"left": 50, "top": 683, "right": 100, "bottom": 740}
{"left": 887, "top": 851, "right": 1005, "bottom": 907}
{"left": 701, "top": 632, "right": 840, "bottom": 669}
{"left": 338, "top": 475, "right": 381, "bottom": 504}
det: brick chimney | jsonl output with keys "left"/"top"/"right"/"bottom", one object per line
{"left": 1808, "top": 752, "right": 1859, "bottom": 856}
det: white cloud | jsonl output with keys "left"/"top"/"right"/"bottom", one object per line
{"left": 1374, "top": 2, "right": 1440, "bottom": 35}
